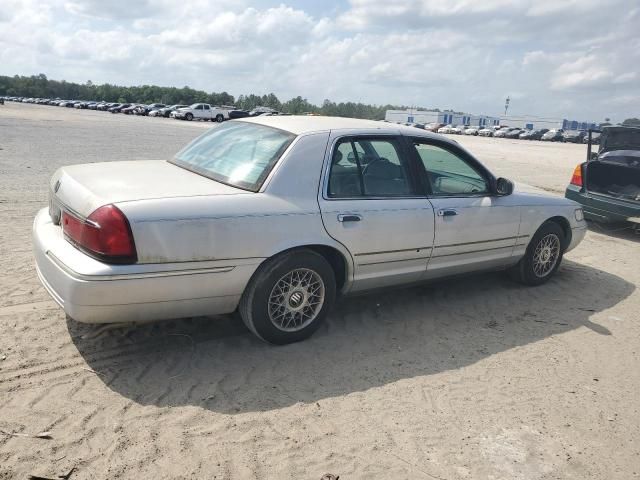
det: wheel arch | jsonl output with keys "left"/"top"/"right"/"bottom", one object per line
{"left": 256, "top": 244, "right": 353, "bottom": 295}
{"left": 544, "top": 215, "right": 572, "bottom": 250}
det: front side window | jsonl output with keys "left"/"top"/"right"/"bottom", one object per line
{"left": 413, "top": 142, "right": 489, "bottom": 196}
{"left": 328, "top": 137, "right": 413, "bottom": 198}
{"left": 171, "top": 122, "right": 295, "bottom": 191}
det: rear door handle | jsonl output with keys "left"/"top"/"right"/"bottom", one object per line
{"left": 437, "top": 209, "right": 458, "bottom": 217}
{"left": 337, "top": 213, "right": 362, "bottom": 222}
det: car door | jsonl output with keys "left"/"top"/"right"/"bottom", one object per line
{"left": 192, "top": 104, "right": 203, "bottom": 119}
{"left": 408, "top": 138, "right": 522, "bottom": 278}
{"left": 318, "top": 132, "right": 435, "bottom": 292}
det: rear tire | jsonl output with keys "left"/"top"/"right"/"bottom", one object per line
{"left": 239, "top": 250, "right": 336, "bottom": 345}
{"left": 216, "top": 114, "right": 224, "bottom": 123}
{"left": 509, "top": 221, "right": 565, "bottom": 286}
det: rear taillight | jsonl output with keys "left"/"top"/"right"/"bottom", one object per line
{"left": 570, "top": 163, "right": 584, "bottom": 187}
{"left": 62, "top": 205, "right": 137, "bottom": 264}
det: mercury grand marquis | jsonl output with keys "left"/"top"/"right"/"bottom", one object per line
{"left": 34, "top": 116, "right": 587, "bottom": 344}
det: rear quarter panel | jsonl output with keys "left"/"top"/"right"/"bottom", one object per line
{"left": 116, "top": 132, "right": 352, "bottom": 269}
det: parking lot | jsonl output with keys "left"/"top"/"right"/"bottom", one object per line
{"left": 1, "top": 102, "right": 639, "bottom": 479}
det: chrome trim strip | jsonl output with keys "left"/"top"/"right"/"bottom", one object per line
{"left": 434, "top": 236, "right": 520, "bottom": 249}
{"left": 431, "top": 245, "right": 514, "bottom": 258}
{"left": 355, "top": 246, "right": 432, "bottom": 257}
{"left": 358, "top": 256, "right": 429, "bottom": 266}
{"left": 47, "top": 252, "right": 235, "bottom": 281}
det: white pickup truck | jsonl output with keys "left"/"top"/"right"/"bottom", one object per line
{"left": 170, "top": 103, "right": 230, "bottom": 122}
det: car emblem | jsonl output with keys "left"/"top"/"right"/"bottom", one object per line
{"left": 54, "top": 180, "right": 61, "bottom": 193}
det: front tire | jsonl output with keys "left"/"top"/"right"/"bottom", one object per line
{"left": 185, "top": 112, "right": 193, "bottom": 121}
{"left": 239, "top": 250, "right": 336, "bottom": 345}
{"left": 510, "top": 221, "right": 565, "bottom": 286}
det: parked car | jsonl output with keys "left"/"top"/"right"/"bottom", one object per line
{"left": 505, "top": 128, "right": 524, "bottom": 139}
{"left": 250, "top": 106, "right": 278, "bottom": 116}
{"left": 541, "top": 129, "right": 564, "bottom": 141}
{"left": 228, "top": 109, "right": 251, "bottom": 119}
{"left": 437, "top": 124, "right": 454, "bottom": 134}
{"left": 518, "top": 130, "right": 533, "bottom": 140}
{"left": 563, "top": 130, "right": 586, "bottom": 143}
{"left": 494, "top": 127, "right": 518, "bottom": 138}
{"left": 108, "top": 103, "right": 130, "bottom": 113}
{"left": 478, "top": 127, "right": 495, "bottom": 137}
{"left": 171, "top": 103, "right": 230, "bottom": 122}
{"left": 151, "top": 104, "right": 188, "bottom": 118}
{"left": 450, "top": 125, "right": 466, "bottom": 134}
{"left": 121, "top": 104, "right": 140, "bottom": 115}
{"left": 565, "top": 126, "right": 640, "bottom": 228}
{"left": 523, "top": 129, "right": 549, "bottom": 140}
{"left": 464, "top": 126, "right": 479, "bottom": 135}
{"left": 134, "top": 103, "right": 166, "bottom": 116}
{"left": 584, "top": 132, "right": 600, "bottom": 144}
{"left": 35, "top": 116, "right": 586, "bottom": 344}
{"left": 425, "top": 123, "right": 445, "bottom": 132}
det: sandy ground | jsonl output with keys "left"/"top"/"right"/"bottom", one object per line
{"left": 0, "top": 103, "right": 639, "bottom": 480}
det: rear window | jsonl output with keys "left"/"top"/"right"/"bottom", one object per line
{"left": 171, "top": 122, "right": 296, "bottom": 191}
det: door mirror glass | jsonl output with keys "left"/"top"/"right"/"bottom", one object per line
{"left": 496, "top": 177, "right": 514, "bottom": 195}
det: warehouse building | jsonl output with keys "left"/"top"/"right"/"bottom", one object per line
{"left": 385, "top": 109, "right": 500, "bottom": 127}
{"left": 386, "top": 109, "right": 599, "bottom": 132}
{"left": 499, "top": 115, "right": 598, "bottom": 131}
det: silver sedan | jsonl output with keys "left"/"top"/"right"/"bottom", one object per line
{"left": 34, "top": 116, "right": 587, "bottom": 344}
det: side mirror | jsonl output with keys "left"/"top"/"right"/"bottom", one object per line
{"left": 496, "top": 177, "right": 514, "bottom": 196}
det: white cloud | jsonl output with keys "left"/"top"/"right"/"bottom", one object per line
{"left": 1, "top": 0, "right": 639, "bottom": 121}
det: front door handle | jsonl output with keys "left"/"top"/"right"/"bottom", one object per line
{"left": 337, "top": 213, "right": 362, "bottom": 222}
{"left": 437, "top": 209, "right": 458, "bottom": 217}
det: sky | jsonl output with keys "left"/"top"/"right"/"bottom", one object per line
{"left": 1, "top": 0, "right": 638, "bottom": 122}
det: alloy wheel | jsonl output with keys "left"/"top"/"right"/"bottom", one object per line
{"left": 268, "top": 268, "right": 325, "bottom": 332}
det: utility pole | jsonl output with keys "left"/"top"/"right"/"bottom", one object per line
{"left": 504, "top": 96, "right": 510, "bottom": 116}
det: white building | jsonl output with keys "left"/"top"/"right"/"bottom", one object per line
{"left": 499, "top": 115, "right": 599, "bottom": 131}
{"left": 385, "top": 109, "right": 500, "bottom": 127}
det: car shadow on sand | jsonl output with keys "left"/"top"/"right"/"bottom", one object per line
{"left": 69, "top": 259, "right": 634, "bottom": 414}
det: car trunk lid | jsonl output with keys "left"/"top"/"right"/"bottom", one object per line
{"left": 50, "top": 160, "right": 246, "bottom": 219}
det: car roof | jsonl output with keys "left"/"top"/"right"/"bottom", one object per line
{"left": 236, "top": 115, "right": 447, "bottom": 140}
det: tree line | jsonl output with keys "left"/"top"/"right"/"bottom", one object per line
{"left": 0, "top": 74, "right": 412, "bottom": 120}
{"left": 5, "top": 74, "right": 635, "bottom": 124}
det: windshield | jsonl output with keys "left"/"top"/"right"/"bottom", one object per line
{"left": 171, "top": 122, "right": 296, "bottom": 191}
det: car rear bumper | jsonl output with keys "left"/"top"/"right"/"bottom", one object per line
{"left": 33, "top": 208, "right": 261, "bottom": 324}
{"left": 565, "top": 186, "right": 640, "bottom": 223}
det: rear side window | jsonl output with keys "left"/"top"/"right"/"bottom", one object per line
{"left": 171, "top": 122, "right": 295, "bottom": 191}
{"left": 328, "top": 138, "right": 413, "bottom": 198}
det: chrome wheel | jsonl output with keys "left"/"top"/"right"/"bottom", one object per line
{"left": 532, "top": 233, "right": 561, "bottom": 278}
{"left": 268, "top": 268, "right": 325, "bottom": 332}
